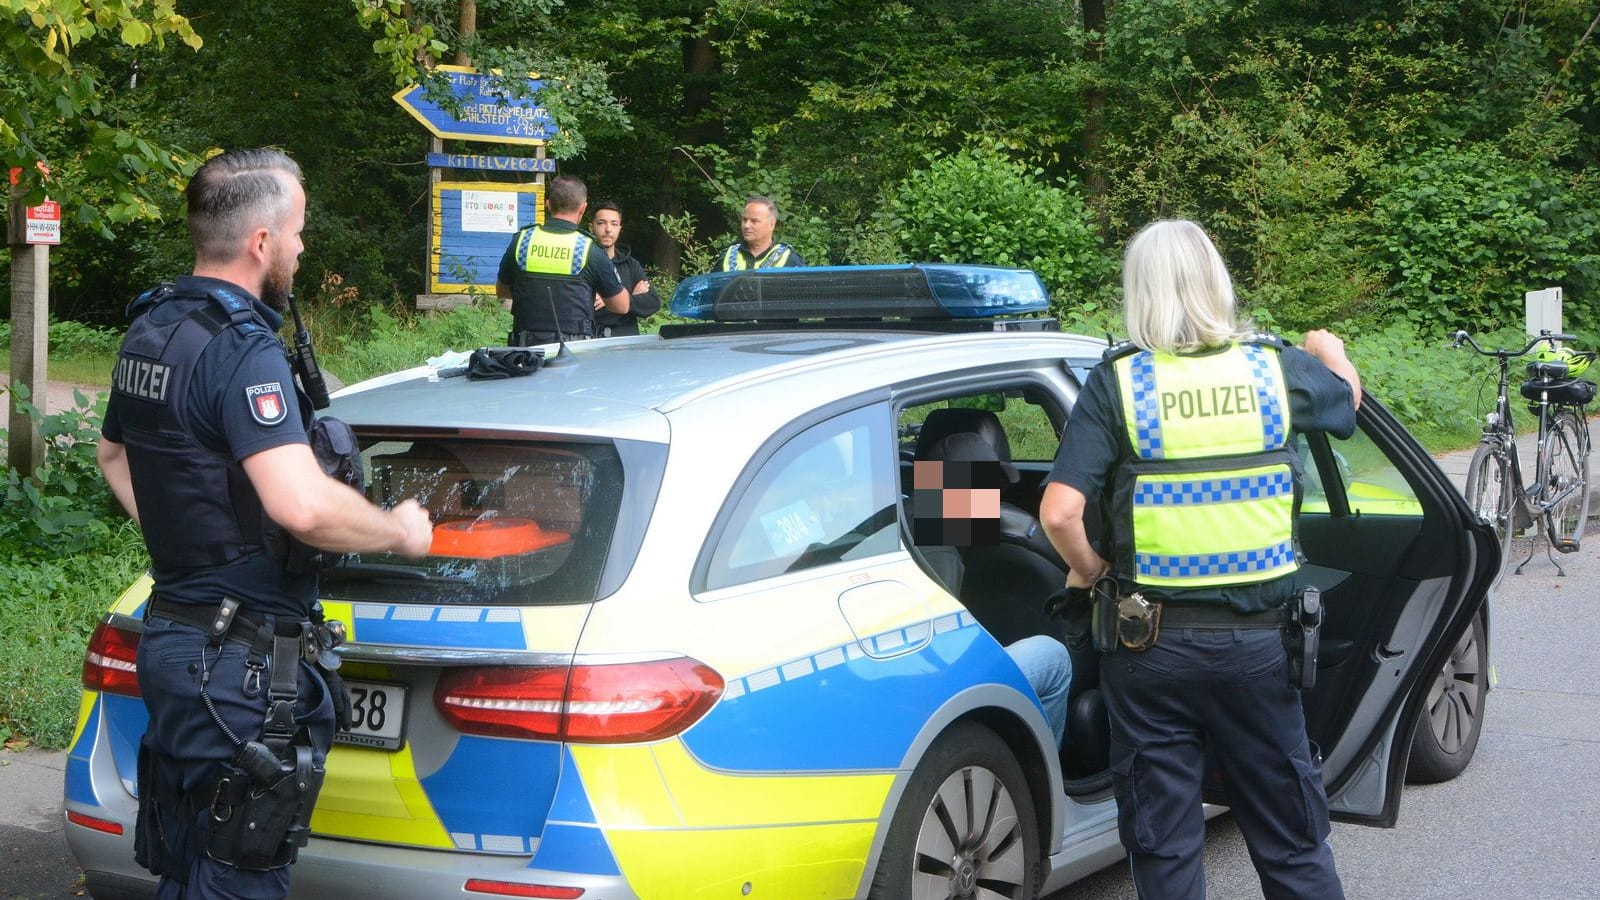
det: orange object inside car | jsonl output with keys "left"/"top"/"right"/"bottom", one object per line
{"left": 429, "top": 517, "right": 571, "bottom": 558}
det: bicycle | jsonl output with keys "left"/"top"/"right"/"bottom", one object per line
{"left": 1452, "top": 329, "right": 1595, "bottom": 579}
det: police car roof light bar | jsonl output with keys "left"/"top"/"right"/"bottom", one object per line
{"left": 669, "top": 264, "right": 1051, "bottom": 322}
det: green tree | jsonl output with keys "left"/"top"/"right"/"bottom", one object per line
{"left": 1, "top": 0, "right": 202, "bottom": 230}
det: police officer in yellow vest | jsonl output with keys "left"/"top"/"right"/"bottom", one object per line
{"left": 496, "top": 175, "right": 629, "bottom": 344}
{"left": 1041, "top": 220, "right": 1361, "bottom": 900}
{"left": 715, "top": 196, "right": 807, "bottom": 272}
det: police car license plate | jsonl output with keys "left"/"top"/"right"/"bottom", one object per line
{"left": 333, "top": 680, "right": 407, "bottom": 751}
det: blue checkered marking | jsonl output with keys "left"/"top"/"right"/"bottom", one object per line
{"left": 1136, "top": 540, "right": 1297, "bottom": 579}
{"left": 1242, "top": 344, "right": 1287, "bottom": 449}
{"left": 1129, "top": 351, "right": 1164, "bottom": 459}
{"left": 1133, "top": 471, "right": 1293, "bottom": 507}
{"left": 571, "top": 233, "right": 591, "bottom": 276}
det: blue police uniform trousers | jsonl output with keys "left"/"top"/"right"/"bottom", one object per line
{"left": 138, "top": 615, "right": 335, "bottom": 900}
{"left": 1103, "top": 626, "right": 1344, "bottom": 900}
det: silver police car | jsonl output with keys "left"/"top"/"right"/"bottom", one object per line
{"left": 66, "top": 264, "right": 1495, "bottom": 899}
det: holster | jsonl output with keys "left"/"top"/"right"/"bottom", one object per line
{"left": 1284, "top": 586, "right": 1323, "bottom": 690}
{"left": 203, "top": 626, "right": 327, "bottom": 870}
{"left": 1091, "top": 576, "right": 1120, "bottom": 653}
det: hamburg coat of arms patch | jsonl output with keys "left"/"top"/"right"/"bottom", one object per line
{"left": 246, "top": 382, "right": 289, "bottom": 426}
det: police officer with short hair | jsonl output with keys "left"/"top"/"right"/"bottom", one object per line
{"left": 97, "top": 148, "right": 435, "bottom": 899}
{"left": 496, "top": 174, "right": 628, "bottom": 344}
{"left": 1040, "top": 219, "right": 1360, "bottom": 900}
{"left": 716, "top": 196, "right": 807, "bottom": 271}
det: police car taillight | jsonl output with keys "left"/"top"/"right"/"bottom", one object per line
{"left": 434, "top": 658, "right": 724, "bottom": 743}
{"left": 82, "top": 620, "right": 141, "bottom": 697}
{"left": 463, "top": 880, "right": 583, "bottom": 898}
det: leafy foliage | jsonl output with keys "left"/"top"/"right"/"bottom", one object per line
{"left": 0, "top": 389, "right": 148, "bottom": 748}
{"left": 0, "top": 0, "right": 202, "bottom": 232}
{"left": 893, "top": 148, "right": 1114, "bottom": 319}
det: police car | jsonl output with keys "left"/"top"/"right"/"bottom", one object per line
{"left": 65, "top": 265, "right": 1497, "bottom": 899}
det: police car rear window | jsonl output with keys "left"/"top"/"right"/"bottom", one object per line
{"left": 320, "top": 437, "right": 625, "bottom": 606}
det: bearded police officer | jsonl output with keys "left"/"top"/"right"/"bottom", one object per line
{"left": 1040, "top": 219, "right": 1360, "bottom": 900}
{"left": 715, "top": 196, "right": 807, "bottom": 272}
{"left": 496, "top": 174, "right": 628, "bottom": 344}
{"left": 97, "top": 148, "right": 435, "bottom": 899}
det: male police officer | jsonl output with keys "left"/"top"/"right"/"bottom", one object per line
{"left": 98, "top": 148, "right": 435, "bottom": 899}
{"left": 1040, "top": 220, "right": 1359, "bottom": 900}
{"left": 496, "top": 174, "right": 629, "bottom": 343}
{"left": 589, "top": 200, "right": 662, "bottom": 337}
{"left": 716, "top": 196, "right": 806, "bottom": 271}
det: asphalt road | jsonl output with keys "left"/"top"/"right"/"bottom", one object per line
{"left": 5, "top": 535, "right": 1597, "bottom": 899}
{"left": 1050, "top": 528, "right": 1600, "bottom": 899}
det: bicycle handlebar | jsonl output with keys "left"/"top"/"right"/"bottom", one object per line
{"left": 1450, "top": 329, "right": 1575, "bottom": 357}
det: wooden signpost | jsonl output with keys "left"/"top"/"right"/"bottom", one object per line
{"left": 6, "top": 167, "right": 53, "bottom": 476}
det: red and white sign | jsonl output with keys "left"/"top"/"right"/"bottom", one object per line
{"left": 25, "top": 199, "right": 60, "bottom": 245}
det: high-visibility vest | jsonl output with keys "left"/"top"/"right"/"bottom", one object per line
{"left": 719, "top": 242, "right": 794, "bottom": 271}
{"left": 516, "top": 226, "right": 589, "bottom": 277}
{"left": 1109, "top": 341, "right": 1300, "bottom": 589}
{"left": 511, "top": 226, "right": 595, "bottom": 335}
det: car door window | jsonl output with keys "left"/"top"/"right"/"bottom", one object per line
{"left": 706, "top": 406, "right": 899, "bottom": 590}
{"left": 1300, "top": 429, "right": 1423, "bottom": 517}
{"left": 899, "top": 393, "right": 1059, "bottom": 461}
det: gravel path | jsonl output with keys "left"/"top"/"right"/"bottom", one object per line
{"left": 0, "top": 371, "right": 104, "bottom": 415}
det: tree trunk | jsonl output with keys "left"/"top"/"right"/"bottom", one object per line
{"left": 455, "top": 0, "right": 476, "bottom": 67}
{"left": 1081, "top": 0, "right": 1109, "bottom": 209}
{"left": 655, "top": 7, "right": 722, "bottom": 279}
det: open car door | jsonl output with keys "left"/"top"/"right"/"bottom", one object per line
{"left": 1288, "top": 395, "right": 1499, "bottom": 826}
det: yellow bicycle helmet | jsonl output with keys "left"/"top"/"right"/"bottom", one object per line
{"left": 1531, "top": 345, "right": 1595, "bottom": 378}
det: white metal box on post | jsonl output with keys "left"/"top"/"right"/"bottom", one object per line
{"left": 1525, "top": 287, "right": 1563, "bottom": 341}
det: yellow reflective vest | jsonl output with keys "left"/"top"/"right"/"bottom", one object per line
{"left": 1110, "top": 341, "right": 1300, "bottom": 589}
{"left": 719, "top": 242, "right": 794, "bottom": 271}
{"left": 516, "top": 226, "right": 589, "bottom": 277}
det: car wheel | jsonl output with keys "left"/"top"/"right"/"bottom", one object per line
{"left": 869, "top": 721, "right": 1041, "bottom": 900}
{"left": 1407, "top": 612, "right": 1488, "bottom": 784}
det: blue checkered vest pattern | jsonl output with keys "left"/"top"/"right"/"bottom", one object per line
{"left": 1109, "top": 341, "right": 1300, "bottom": 589}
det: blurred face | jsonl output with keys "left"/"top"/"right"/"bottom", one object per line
{"left": 261, "top": 177, "right": 306, "bottom": 312}
{"left": 592, "top": 208, "right": 623, "bottom": 251}
{"left": 740, "top": 201, "right": 776, "bottom": 250}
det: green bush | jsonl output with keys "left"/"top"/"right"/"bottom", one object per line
{"left": 322, "top": 300, "right": 512, "bottom": 385}
{"left": 0, "top": 390, "right": 149, "bottom": 748}
{"left": 893, "top": 147, "right": 1115, "bottom": 319}
{"left": 1370, "top": 144, "right": 1600, "bottom": 334}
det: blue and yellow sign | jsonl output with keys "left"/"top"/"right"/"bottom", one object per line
{"left": 395, "top": 65, "right": 558, "bottom": 145}
{"left": 430, "top": 181, "right": 543, "bottom": 295}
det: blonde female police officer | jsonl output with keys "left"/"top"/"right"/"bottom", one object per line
{"left": 1040, "top": 220, "right": 1360, "bottom": 900}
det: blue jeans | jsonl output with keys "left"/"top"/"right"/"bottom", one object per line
{"left": 1006, "top": 634, "right": 1072, "bottom": 746}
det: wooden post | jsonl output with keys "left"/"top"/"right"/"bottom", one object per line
{"left": 6, "top": 184, "right": 48, "bottom": 476}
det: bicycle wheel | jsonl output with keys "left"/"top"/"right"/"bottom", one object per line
{"left": 1463, "top": 440, "right": 1514, "bottom": 581}
{"left": 1540, "top": 409, "right": 1591, "bottom": 552}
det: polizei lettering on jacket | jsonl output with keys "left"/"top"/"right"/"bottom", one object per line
{"left": 525, "top": 242, "right": 575, "bottom": 260}
{"left": 1160, "top": 383, "right": 1258, "bottom": 419}
{"left": 113, "top": 356, "right": 173, "bottom": 403}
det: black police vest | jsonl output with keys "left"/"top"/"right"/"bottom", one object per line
{"left": 112, "top": 284, "right": 290, "bottom": 570}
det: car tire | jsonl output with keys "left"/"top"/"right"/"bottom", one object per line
{"left": 869, "top": 721, "right": 1041, "bottom": 900}
{"left": 1407, "top": 612, "right": 1488, "bottom": 784}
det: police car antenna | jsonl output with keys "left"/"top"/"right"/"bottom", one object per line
{"left": 543, "top": 287, "right": 577, "bottom": 367}
{"left": 286, "top": 292, "right": 332, "bottom": 409}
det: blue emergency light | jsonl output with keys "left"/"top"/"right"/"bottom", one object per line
{"left": 669, "top": 264, "right": 1050, "bottom": 321}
